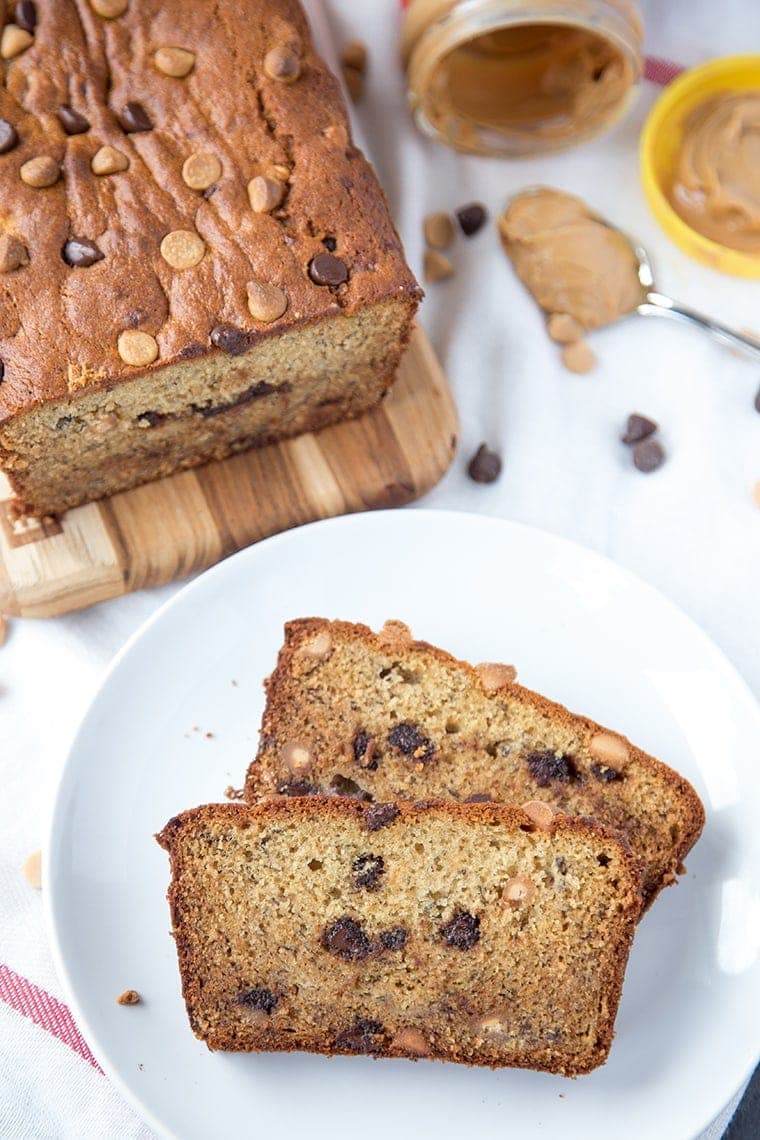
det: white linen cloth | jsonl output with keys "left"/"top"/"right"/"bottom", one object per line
{"left": 1, "top": 0, "right": 758, "bottom": 1134}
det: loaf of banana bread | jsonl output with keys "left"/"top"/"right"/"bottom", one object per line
{"left": 157, "top": 798, "right": 641, "bottom": 1073}
{"left": 0, "top": 0, "right": 420, "bottom": 516}
{"left": 246, "top": 618, "right": 705, "bottom": 908}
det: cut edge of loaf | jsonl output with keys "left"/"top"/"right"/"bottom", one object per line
{"left": 245, "top": 617, "right": 705, "bottom": 910}
{"left": 157, "top": 797, "right": 643, "bottom": 1074}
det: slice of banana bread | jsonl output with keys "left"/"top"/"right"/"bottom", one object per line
{"left": 246, "top": 618, "right": 705, "bottom": 909}
{"left": 157, "top": 798, "right": 641, "bottom": 1073}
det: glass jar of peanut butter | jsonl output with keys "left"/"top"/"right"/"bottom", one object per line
{"left": 401, "top": 1, "right": 643, "bottom": 156}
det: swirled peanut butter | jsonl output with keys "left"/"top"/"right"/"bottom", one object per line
{"left": 668, "top": 92, "right": 760, "bottom": 254}
{"left": 498, "top": 188, "right": 643, "bottom": 332}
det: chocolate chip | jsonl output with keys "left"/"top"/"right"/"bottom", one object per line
{"left": 136, "top": 410, "right": 167, "bottom": 428}
{"left": 193, "top": 379, "right": 278, "bottom": 417}
{"left": 329, "top": 774, "right": 372, "bottom": 801}
{"left": 379, "top": 927, "right": 407, "bottom": 950}
{"left": 621, "top": 414, "right": 657, "bottom": 444}
{"left": 322, "top": 916, "right": 371, "bottom": 960}
{"left": 120, "top": 102, "right": 153, "bottom": 133}
{"left": 388, "top": 722, "right": 436, "bottom": 763}
{"left": 353, "top": 853, "right": 384, "bottom": 890}
{"left": 335, "top": 1018, "right": 385, "bottom": 1053}
{"left": 467, "top": 443, "right": 502, "bottom": 484}
{"left": 441, "top": 910, "right": 480, "bottom": 950}
{"left": 633, "top": 438, "right": 666, "bottom": 473}
{"left": 0, "top": 120, "right": 19, "bottom": 154}
{"left": 309, "top": 252, "right": 348, "bottom": 286}
{"left": 464, "top": 793, "right": 492, "bottom": 803}
{"left": 456, "top": 202, "right": 487, "bottom": 237}
{"left": 62, "top": 238, "right": 104, "bottom": 267}
{"left": 210, "top": 323, "right": 247, "bottom": 355}
{"left": 555, "top": 856, "right": 568, "bottom": 875}
{"left": 597, "top": 853, "right": 611, "bottom": 867}
{"left": 237, "top": 987, "right": 278, "bottom": 1014}
{"left": 591, "top": 763, "right": 622, "bottom": 782}
{"left": 526, "top": 750, "right": 578, "bottom": 786}
{"left": 322, "top": 235, "right": 337, "bottom": 252}
{"left": 14, "top": 1, "right": 37, "bottom": 32}
{"left": 0, "top": 360, "right": 4, "bottom": 384}
{"left": 353, "top": 730, "right": 377, "bottom": 770}
{"left": 57, "top": 105, "right": 90, "bottom": 135}
{"left": 364, "top": 802, "right": 399, "bottom": 831}
{"left": 276, "top": 779, "right": 318, "bottom": 797}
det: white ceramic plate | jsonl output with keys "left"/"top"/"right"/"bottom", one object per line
{"left": 46, "top": 510, "right": 760, "bottom": 1140}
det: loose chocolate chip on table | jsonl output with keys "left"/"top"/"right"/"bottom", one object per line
{"left": 335, "top": 1018, "right": 385, "bottom": 1053}
{"left": 364, "top": 802, "right": 399, "bottom": 831}
{"left": 467, "top": 443, "right": 501, "bottom": 484}
{"left": 353, "top": 729, "right": 377, "bottom": 770}
{"left": 57, "top": 105, "right": 90, "bottom": 135}
{"left": 155, "top": 47, "right": 195, "bottom": 78}
{"left": 62, "top": 238, "right": 104, "bottom": 268}
{"left": 0, "top": 120, "right": 19, "bottom": 154}
{"left": 379, "top": 927, "right": 408, "bottom": 950}
{"left": 456, "top": 202, "right": 488, "bottom": 237}
{"left": 526, "top": 750, "right": 578, "bottom": 786}
{"left": 387, "top": 722, "right": 435, "bottom": 762}
{"left": 182, "top": 152, "right": 221, "bottom": 191}
{"left": 237, "top": 987, "right": 278, "bottom": 1014}
{"left": 120, "top": 102, "right": 153, "bottom": 133}
{"left": 322, "top": 916, "right": 371, "bottom": 960}
{"left": 20, "top": 156, "right": 60, "bottom": 188}
{"left": 591, "top": 763, "right": 622, "bottom": 782}
{"left": 621, "top": 413, "right": 658, "bottom": 444}
{"left": 353, "top": 853, "right": 384, "bottom": 890}
{"left": 309, "top": 252, "right": 348, "bottom": 287}
{"left": 441, "top": 910, "right": 480, "bottom": 950}
{"left": 0, "top": 234, "right": 29, "bottom": 274}
{"left": 1, "top": 25, "right": 34, "bottom": 59}
{"left": 633, "top": 437, "right": 666, "bottom": 473}
{"left": 91, "top": 145, "right": 129, "bottom": 175}
{"left": 210, "top": 323, "right": 247, "bottom": 355}
{"left": 14, "top": 2, "right": 37, "bottom": 33}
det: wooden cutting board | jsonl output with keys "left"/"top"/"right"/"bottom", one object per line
{"left": 0, "top": 327, "right": 457, "bottom": 618}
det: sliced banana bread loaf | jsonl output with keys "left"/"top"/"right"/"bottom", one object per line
{"left": 246, "top": 618, "right": 705, "bottom": 909}
{"left": 157, "top": 798, "right": 641, "bottom": 1073}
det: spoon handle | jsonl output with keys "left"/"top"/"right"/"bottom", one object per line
{"left": 637, "top": 291, "right": 760, "bottom": 363}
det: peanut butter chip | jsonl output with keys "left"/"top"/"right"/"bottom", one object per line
{"left": 423, "top": 249, "right": 454, "bottom": 284}
{"left": 116, "top": 989, "right": 141, "bottom": 1005}
{"left": 562, "top": 339, "right": 596, "bottom": 373}
{"left": 342, "top": 65, "right": 364, "bottom": 103}
{"left": 117, "top": 330, "right": 158, "bottom": 367}
{"left": 547, "top": 313, "right": 585, "bottom": 344}
{"left": 521, "top": 800, "right": 556, "bottom": 830}
{"left": 246, "top": 281, "right": 288, "bottom": 323}
{"left": 340, "top": 40, "right": 367, "bottom": 72}
{"left": 300, "top": 630, "right": 333, "bottom": 660}
{"left": 475, "top": 662, "right": 517, "bottom": 694}
{"left": 182, "top": 152, "right": 221, "bottom": 191}
{"left": 23, "top": 850, "right": 42, "bottom": 889}
{"left": 264, "top": 45, "right": 301, "bottom": 83}
{"left": 155, "top": 47, "right": 195, "bottom": 77}
{"left": 503, "top": 875, "right": 536, "bottom": 906}
{"left": 589, "top": 732, "right": 629, "bottom": 768}
{"left": 160, "top": 229, "right": 205, "bottom": 270}
{"left": 90, "top": 0, "right": 128, "bottom": 16}
{"left": 91, "top": 145, "right": 129, "bottom": 175}
{"left": 377, "top": 619, "right": 412, "bottom": 646}
{"left": 20, "top": 156, "right": 60, "bottom": 188}
{"left": 424, "top": 211, "right": 455, "bottom": 250}
{"left": 0, "top": 234, "right": 29, "bottom": 274}
{"left": 391, "top": 1028, "right": 429, "bottom": 1055}
{"left": 247, "top": 175, "right": 285, "bottom": 213}
{"left": 280, "top": 741, "right": 313, "bottom": 775}
{"left": 1, "top": 25, "right": 34, "bottom": 59}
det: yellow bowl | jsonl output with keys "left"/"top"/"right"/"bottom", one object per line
{"left": 640, "top": 54, "right": 760, "bottom": 278}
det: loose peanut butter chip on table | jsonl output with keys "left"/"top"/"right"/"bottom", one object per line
{"left": 0, "top": 614, "right": 7, "bottom": 646}
{"left": 0, "top": 234, "right": 29, "bottom": 274}
{"left": 182, "top": 152, "right": 221, "bottom": 191}
{"left": 155, "top": 47, "right": 195, "bottom": 77}
{"left": 753, "top": 481, "right": 760, "bottom": 509}
{"left": 264, "top": 45, "right": 301, "bottom": 83}
{"left": 341, "top": 65, "right": 364, "bottom": 103}
{"left": 23, "top": 850, "right": 42, "bottom": 889}
{"left": 247, "top": 175, "right": 284, "bottom": 213}
{"left": 117, "top": 330, "right": 158, "bottom": 367}
{"left": 423, "top": 249, "right": 453, "bottom": 284}
{"left": 90, "top": 0, "right": 128, "bottom": 17}
{"left": 246, "top": 280, "right": 288, "bottom": 323}
{"left": 20, "top": 156, "right": 60, "bottom": 188}
{"left": 91, "top": 145, "right": 129, "bottom": 175}
{"left": 116, "top": 989, "right": 141, "bottom": 1005}
{"left": 160, "top": 229, "right": 205, "bottom": 270}
{"left": 424, "top": 211, "right": 455, "bottom": 250}
{"left": 547, "top": 313, "right": 585, "bottom": 344}
{"left": 562, "top": 339, "right": 596, "bottom": 374}
{"left": 1, "top": 25, "right": 34, "bottom": 59}
{"left": 340, "top": 40, "right": 367, "bottom": 72}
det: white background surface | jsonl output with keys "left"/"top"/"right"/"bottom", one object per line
{"left": 1, "top": 0, "right": 759, "bottom": 1135}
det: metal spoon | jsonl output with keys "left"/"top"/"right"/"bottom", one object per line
{"left": 632, "top": 241, "right": 760, "bottom": 362}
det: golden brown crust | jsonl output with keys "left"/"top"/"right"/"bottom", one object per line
{"left": 246, "top": 618, "right": 705, "bottom": 909}
{"left": 158, "top": 798, "right": 641, "bottom": 1074}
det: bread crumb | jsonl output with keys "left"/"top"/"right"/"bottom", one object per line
{"left": 224, "top": 786, "right": 244, "bottom": 800}
{"left": 205, "top": 731, "right": 215, "bottom": 740}
{"left": 116, "top": 989, "right": 141, "bottom": 1006}
{"left": 23, "top": 850, "right": 42, "bottom": 889}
